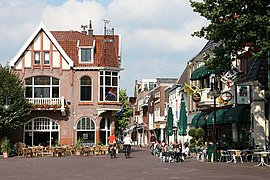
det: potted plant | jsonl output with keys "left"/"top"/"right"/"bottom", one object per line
{"left": 1, "top": 137, "right": 11, "bottom": 158}
{"left": 75, "top": 138, "right": 83, "bottom": 156}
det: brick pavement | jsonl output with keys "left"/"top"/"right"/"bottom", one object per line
{"left": 0, "top": 147, "right": 269, "bottom": 180}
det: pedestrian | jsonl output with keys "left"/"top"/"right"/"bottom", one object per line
{"left": 150, "top": 134, "right": 156, "bottom": 149}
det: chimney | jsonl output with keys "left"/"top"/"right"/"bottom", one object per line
{"left": 88, "top": 20, "right": 93, "bottom": 36}
{"left": 81, "top": 25, "right": 87, "bottom": 35}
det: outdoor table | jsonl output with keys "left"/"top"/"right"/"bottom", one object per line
{"left": 226, "top": 149, "right": 243, "bottom": 163}
{"left": 254, "top": 151, "right": 270, "bottom": 167}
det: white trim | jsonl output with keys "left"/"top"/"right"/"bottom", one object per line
{"left": 74, "top": 66, "right": 123, "bottom": 71}
{"left": 10, "top": 22, "right": 74, "bottom": 67}
{"left": 78, "top": 46, "right": 94, "bottom": 63}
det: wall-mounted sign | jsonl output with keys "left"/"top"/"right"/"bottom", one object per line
{"left": 236, "top": 85, "right": 251, "bottom": 104}
{"left": 192, "top": 93, "right": 201, "bottom": 102}
{"left": 221, "top": 91, "right": 233, "bottom": 101}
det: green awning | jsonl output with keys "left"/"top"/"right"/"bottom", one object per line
{"left": 191, "top": 112, "right": 210, "bottom": 127}
{"left": 190, "top": 66, "right": 216, "bottom": 80}
{"left": 207, "top": 108, "right": 228, "bottom": 125}
{"left": 222, "top": 105, "right": 250, "bottom": 123}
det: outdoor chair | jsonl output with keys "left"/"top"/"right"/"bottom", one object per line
{"left": 242, "top": 149, "right": 252, "bottom": 162}
{"left": 233, "top": 150, "right": 243, "bottom": 163}
{"left": 251, "top": 149, "right": 263, "bottom": 162}
{"left": 14, "top": 142, "right": 25, "bottom": 157}
{"left": 219, "top": 150, "right": 230, "bottom": 162}
{"left": 94, "top": 146, "right": 100, "bottom": 155}
{"left": 23, "top": 147, "right": 32, "bottom": 158}
{"left": 99, "top": 145, "right": 108, "bottom": 155}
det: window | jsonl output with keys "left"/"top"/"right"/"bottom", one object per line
{"left": 44, "top": 52, "right": 50, "bottom": 65}
{"left": 77, "top": 117, "right": 96, "bottom": 146}
{"left": 34, "top": 52, "right": 40, "bottom": 64}
{"left": 25, "top": 76, "right": 60, "bottom": 99}
{"left": 79, "top": 47, "right": 93, "bottom": 63}
{"left": 80, "top": 76, "right": 92, "bottom": 101}
{"left": 99, "top": 71, "right": 118, "bottom": 101}
{"left": 149, "top": 82, "right": 155, "bottom": 91}
{"left": 100, "top": 118, "right": 111, "bottom": 145}
{"left": 24, "top": 117, "right": 59, "bottom": 147}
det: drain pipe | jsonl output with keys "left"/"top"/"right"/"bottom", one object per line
{"left": 265, "top": 51, "right": 270, "bottom": 149}
{"left": 72, "top": 69, "right": 75, "bottom": 145}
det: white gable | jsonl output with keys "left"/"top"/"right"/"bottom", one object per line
{"left": 10, "top": 22, "right": 74, "bottom": 68}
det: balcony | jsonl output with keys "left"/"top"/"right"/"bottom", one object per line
{"left": 27, "top": 96, "right": 66, "bottom": 115}
{"left": 197, "top": 88, "right": 214, "bottom": 110}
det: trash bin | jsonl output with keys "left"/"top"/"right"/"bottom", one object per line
{"left": 207, "top": 143, "right": 216, "bottom": 162}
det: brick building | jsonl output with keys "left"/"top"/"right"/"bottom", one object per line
{"left": 9, "top": 21, "right": 122, "bottom": 147}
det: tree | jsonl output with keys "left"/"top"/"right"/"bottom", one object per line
{"left": 115, "top": 89, "right": 132, "bottom": 137}
{"left": 188, "top": 127, "right": 205, "bottom": 147}
{"left": 189, "top": 0, "right": 270, "bottom": 71}
{"left": 0, "top": 65, "right": 31, "bottom": 136}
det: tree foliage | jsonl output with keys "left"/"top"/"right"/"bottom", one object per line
{"left": 115, "top": 89, "right": 132, "bottom": 134}
{"left": 190, "top": 0, "right": 270, "bottom": 71}
{"left": 188, "top": 127, "right": 205, "bottom": 147}
{"left": 0, "top": 65, "right": 31, "bottom": 135}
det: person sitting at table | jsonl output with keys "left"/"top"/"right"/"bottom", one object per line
{"left": 182, "top": 143, "right": 190, "bottom": 159}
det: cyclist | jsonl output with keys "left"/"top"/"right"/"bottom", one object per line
{"left": 123, "top": 133, "right": 133, "bottom": 158}
{"left": 108, "top": 132, "right": 117, "bottom": 158}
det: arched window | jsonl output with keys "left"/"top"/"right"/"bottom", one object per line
{"left": 24, "top": 117, "right": 60, "bottom": 147}
{"left": 77, "top": 117, "right": 96, "bottom": 146}
{"left": 80, "top": 76, "right": 92, "bottom": 101}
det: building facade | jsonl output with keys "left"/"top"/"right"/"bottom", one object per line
{"left": 187, "top": 41, "right": 269, "bottom": 150}
{"left": 9, "top": 22, "right": 122, "bottom": 147}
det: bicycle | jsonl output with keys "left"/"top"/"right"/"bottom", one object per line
{"left": 123, "top": 144, "right": 131, "bottom": 158}
{"left": 108, "top": 145, "right": 116, "bottom": 159}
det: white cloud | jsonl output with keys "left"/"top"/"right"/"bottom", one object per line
{"left": 0, "top": 0, "right": 208, "bottom": 96}
{"left": 42, "top": 0, "right": 106, "bottom": 32}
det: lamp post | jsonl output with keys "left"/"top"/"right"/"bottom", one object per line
{"left": 4, "top": 97, "right": 9, "bottom": 110}
{"left": 207, "top": 74, "right": 221, "bottom": 161}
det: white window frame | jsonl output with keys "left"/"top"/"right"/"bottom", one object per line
{"left": 34, "top": 51, "right": 40, "bottom": 64}
{"left": 80, "top": 76, "right": 92, "bottom": 102}
{"left": 99, "top": 71, "right": 119, "bottom": 102}
{"left": 79, "top": 46, "right": 94, "bottom": 63}
{"left": 25, "top": 76, "right": 60, "bottom": 99}
{"left": 44, "top": 52, "right": 50, "bottom": 65}
{"left": 76, "top": 117, "right": 96, "bottom": 146}
{"left": 24, "top": 117, "right": 60, "bottom": 147}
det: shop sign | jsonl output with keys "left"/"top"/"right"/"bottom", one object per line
{"left": 221, "top": 91, "right": 233, "bottom": 101}
{"left": 192, "top": 93, "right": 201, "bottom": 102}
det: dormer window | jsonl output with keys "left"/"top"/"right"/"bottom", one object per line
{"left": 79, "top": 47, "right": 93, "bottom": 63}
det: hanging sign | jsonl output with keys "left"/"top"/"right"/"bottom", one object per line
{"left": 192, "top": 93, "right": 201, "bottom": 102}
{"left": 221, "top": 91, "right": 233, "bottom": 102}
{"left": 236, "top": 85, "right": 251, "bottom": 104}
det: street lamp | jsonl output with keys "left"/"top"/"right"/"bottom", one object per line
{"left": 207, "top": 74, "right": 221, "bottom": 161}
{"left": 4, "top": 97, "right": 9, "bottom": 110}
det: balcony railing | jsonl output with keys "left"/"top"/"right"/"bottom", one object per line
{"left": 27, "top": 96, "right": 66, "bottom": 115}
{"left": 27, "top": 98, "right": 61, "bottom": 106}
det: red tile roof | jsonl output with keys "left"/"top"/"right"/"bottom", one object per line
{"left": 51, "top": 31, "right": 120, "bottom": 68}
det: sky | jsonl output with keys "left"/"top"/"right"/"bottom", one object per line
{"left": 0, "top": 0, "right": 208, "bottom": 96}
